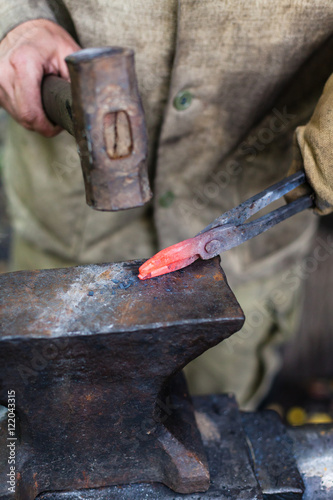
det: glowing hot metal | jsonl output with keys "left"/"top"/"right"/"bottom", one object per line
{"left": 139, "top": 171, "right": 314, "bottom": 280}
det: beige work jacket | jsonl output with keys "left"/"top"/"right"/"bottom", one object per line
{"left": 1, "top": 1, "right": 333, "bottom": 285}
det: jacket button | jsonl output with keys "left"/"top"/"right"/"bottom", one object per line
{"left": 173, "top": 90, "right": 192, "bottom": 111}
{"left": 159, "top": 190, "right": 175, "bottom": 208}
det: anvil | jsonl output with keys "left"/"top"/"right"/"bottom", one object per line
{"left": 0, "top": 257, "right": 244, "bottom": 499}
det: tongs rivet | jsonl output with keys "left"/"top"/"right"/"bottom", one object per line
{"left": 205, "top": 239, "right": 221, "bottom": 255}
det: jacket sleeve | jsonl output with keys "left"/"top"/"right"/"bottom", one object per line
{"left": 288, "top": 73, "right": 333, "bottom": 215}
{"left": 0, "top": 0, "right": 57, "bottom": 41}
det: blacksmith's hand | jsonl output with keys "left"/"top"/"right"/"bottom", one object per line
{"left": 0, "top": 19, "right": 80, "bottom": 137}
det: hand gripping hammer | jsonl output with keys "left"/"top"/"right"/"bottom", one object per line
{"left": 41, "top": 47, "right": 152, "bottom": 211}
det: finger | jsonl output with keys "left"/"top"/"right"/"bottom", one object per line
{"left": 57, "top": 56, "right": 70, "bottom": 81}
{"left": 0, "top": 81, "right": 16, "bottom": 118}
{"left": 56, "top": 42, "right": 81, "bottom": 81}
{"left": 0, "top": 58, "right": 21, "bottom": 117}
{"left": 11, "top": 50, "right": 60, "bottom": 136}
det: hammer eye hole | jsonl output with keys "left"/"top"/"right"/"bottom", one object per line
{"left": 104, "top": 110, "right": 133, "bottom": 159}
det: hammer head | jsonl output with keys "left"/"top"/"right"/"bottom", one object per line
{"left": 65, "top": 47, "right": 152, "bottom": 211}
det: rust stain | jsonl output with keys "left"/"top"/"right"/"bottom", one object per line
{"left": 185, "top": 450, "right": 207, "bottom": 468}
{"left": 98, "top": 269, "right": 112, "bottom": 279}
{"left": 82, "top": 470, "right": 89, "bottom": 488}
{"left": 33, "top": 472, "right": 38, "bottom": 491}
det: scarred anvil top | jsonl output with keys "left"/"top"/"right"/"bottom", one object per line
{"left": 0, "top": 258, "right": 244, "bottom": 340}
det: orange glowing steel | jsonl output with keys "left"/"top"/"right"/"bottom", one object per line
{"left": 138, "top": 237, "right": 200, "bottom": 280}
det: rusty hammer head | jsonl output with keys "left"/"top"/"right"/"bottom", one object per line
{"left": 65, "top": 47, "right": 152, "bottom": 211}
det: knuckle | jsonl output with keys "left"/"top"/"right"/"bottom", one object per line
{"left": 18, "top": 108, "right": 37, "bottom": 128}
{"left": 40, "top": 125, "right": 59, "bottom": 138}
{"left": 31, "top": 115, "right": 60, "bottom": 137}
{"left": 9, "top": 49, "right": 28, "bottom": 69}
{"left": 9, "top": 45, "right": 36, "bottom": 71}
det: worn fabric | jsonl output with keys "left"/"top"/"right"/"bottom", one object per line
{"left": 288, "top": 73, "right": 333, "bottom": 215}
{"left": 184, "top": 264, "right": 305, "bottom": 410}
{"left": 0, "top": 1, "right": 56, "bottom": 40}
{"left": 2, "top": 0, "right": 333, "bottom": 407}
{"left": 3, "top": 0, "right": 333, "bottom": 283}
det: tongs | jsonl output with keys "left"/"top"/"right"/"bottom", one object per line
{"left": 138, "top": 171, "right": 314, "bottom": 280}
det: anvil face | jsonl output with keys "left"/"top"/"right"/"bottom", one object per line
{"left": 0, "top": 258, "right": 244, "bottom": 499}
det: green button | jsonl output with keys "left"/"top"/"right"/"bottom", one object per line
{"left": 173, "top": 90, "right": 192, "bottom": 111}
{"left": 159, "top": 190, "right": 175, "bottom": 208}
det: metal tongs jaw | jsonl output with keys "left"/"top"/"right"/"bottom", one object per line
{"left": 138, "top": 171, "right": 314, "bottom": 280}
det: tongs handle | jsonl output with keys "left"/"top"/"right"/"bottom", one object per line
{"left": 231, "top": 194, "right": 314, "bottom": 249}
{"left": 200, "top": 171, "right": 309, "bottom": 234}
{"left": 198, "top": 171, "right": 314, "bottom": 258}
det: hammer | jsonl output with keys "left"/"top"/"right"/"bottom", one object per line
{"left": 41, "top": 47, "right": 152, "bottom": 211}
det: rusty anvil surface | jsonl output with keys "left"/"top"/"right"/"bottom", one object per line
{"left": 0, "top": 258, "right": 244, "bottom": 499}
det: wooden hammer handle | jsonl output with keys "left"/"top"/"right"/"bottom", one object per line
{"left": 41, "top": 75, "right": 74, "bottom": 136}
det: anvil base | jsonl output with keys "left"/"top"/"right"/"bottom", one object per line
{"left": 2, "top": 394, "right": 333, "bottom": 499}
